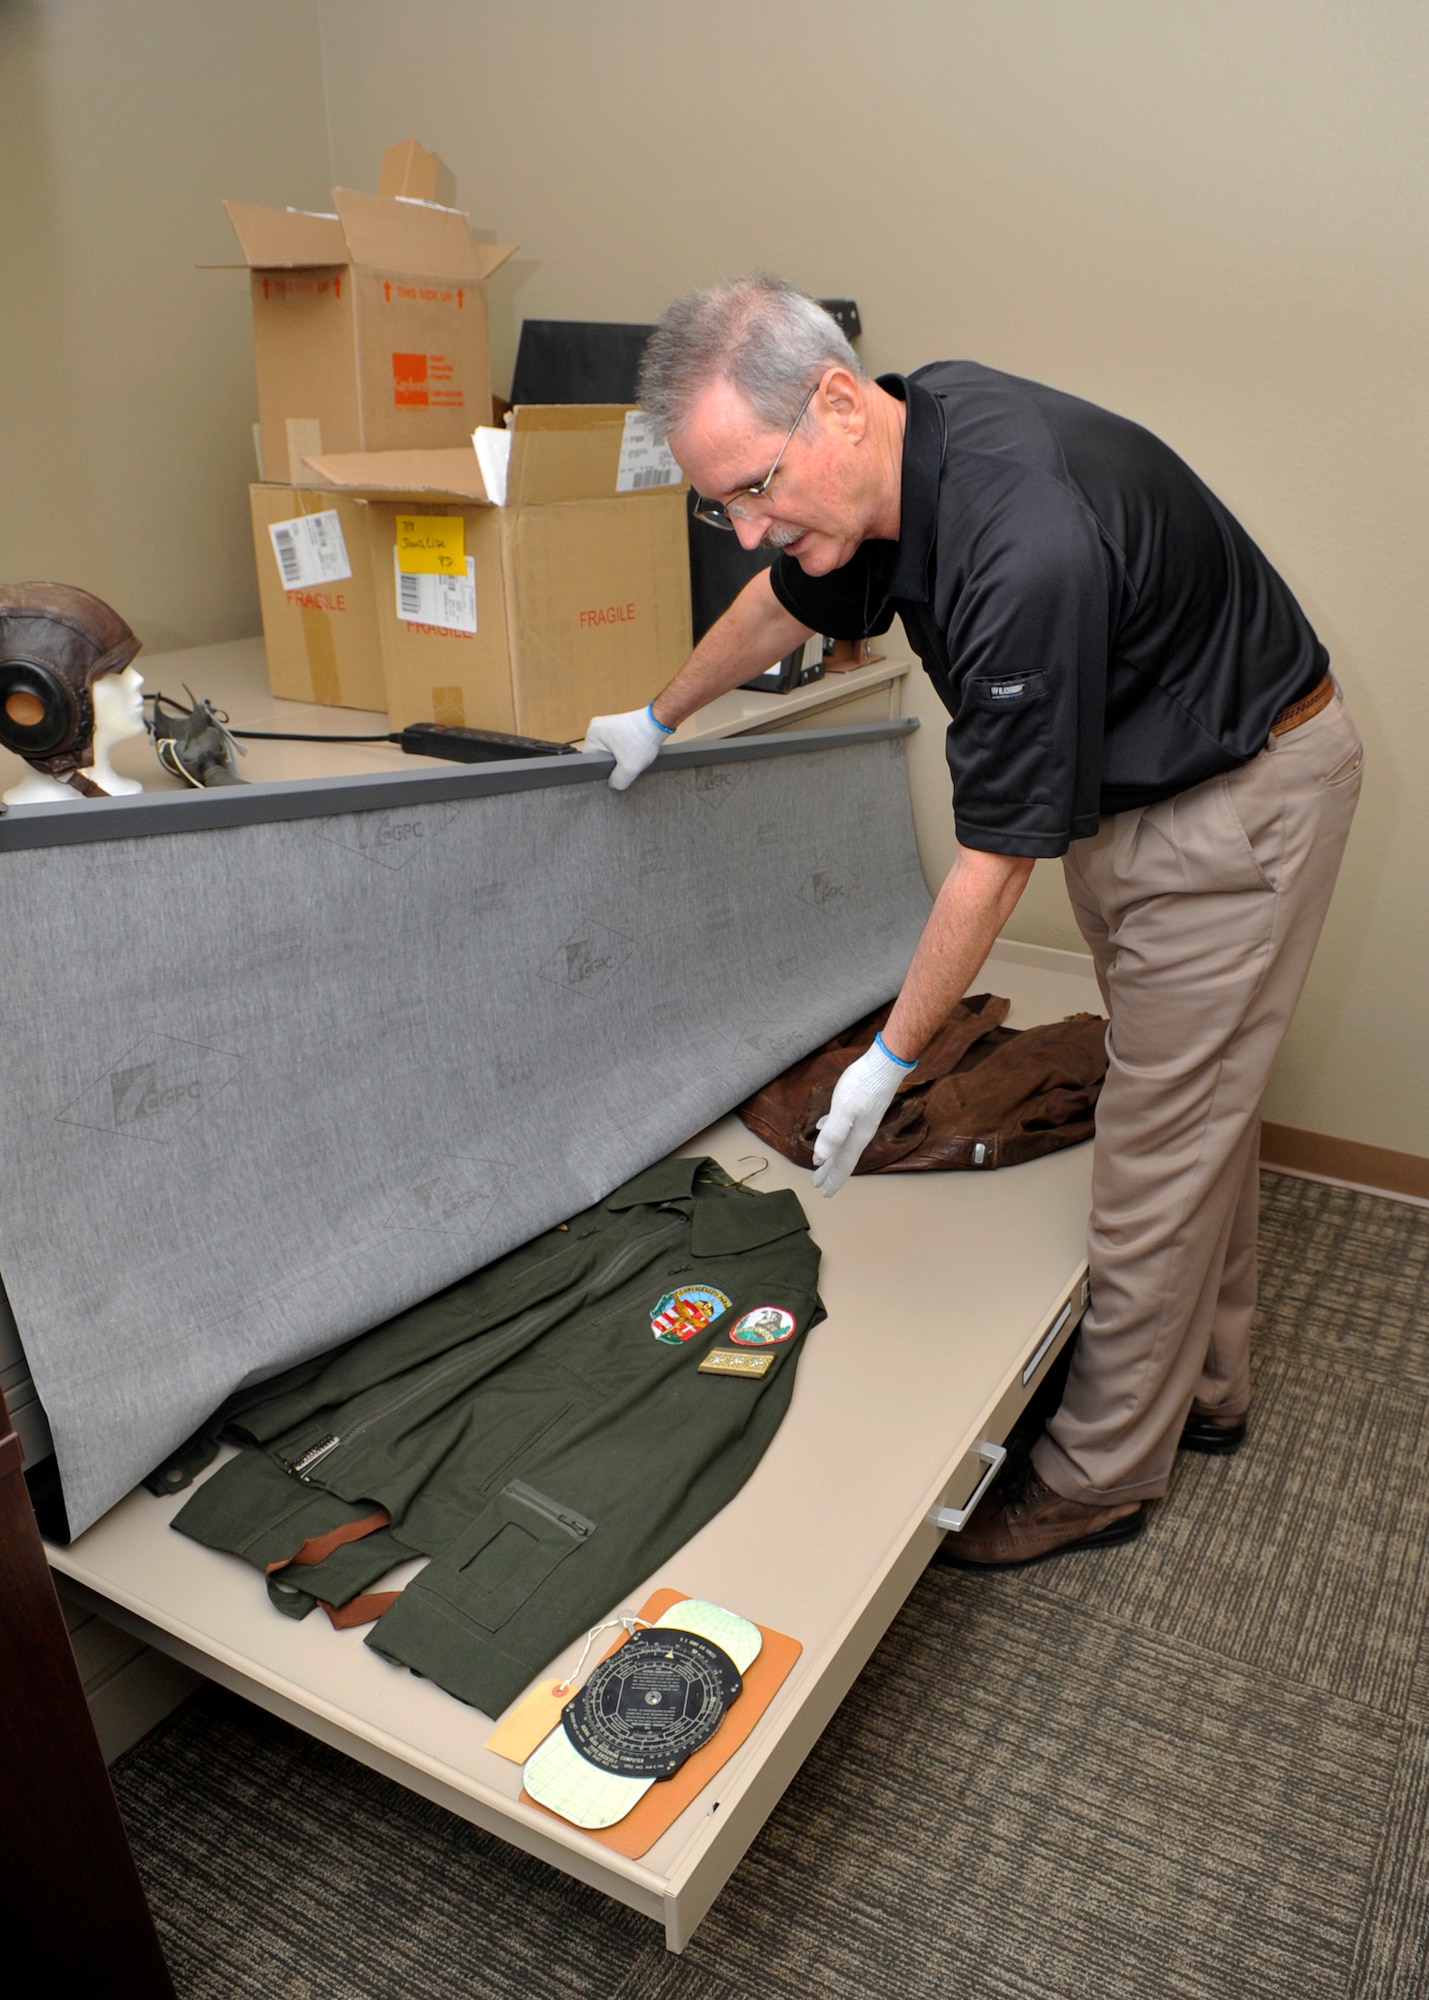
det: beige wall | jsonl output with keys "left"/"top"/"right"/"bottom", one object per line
{"left": 316, "top": 0, "right": 1427, "bottom": 1158}
{"left": 0, "top": 0, "right": 331, "bottom": 649}
{"left": 6, "top": 1, "right": 1425, "bottom": 1155}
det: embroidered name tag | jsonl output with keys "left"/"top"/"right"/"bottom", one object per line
{"left": 698, "top": 1349, "right": 775, "bottom": 1379}
{"left": 988, "top": 679, "right": 1028, "bottom": 701}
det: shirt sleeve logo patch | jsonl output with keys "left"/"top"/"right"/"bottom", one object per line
{"left": 967, "top": 668, "right": 1046, "bottom": 711}
{"left": 728, "top": 1307, "right": 797, "bottom": 1346}
{"left": 652, "top": 1287, "right": 732, "bottom": 1344}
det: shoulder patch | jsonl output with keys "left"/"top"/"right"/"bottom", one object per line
{"left": 728, "top": 1306, "right": 797, "bottom": 1346}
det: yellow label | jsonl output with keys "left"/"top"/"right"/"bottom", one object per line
{"left": 483, "top": 1678, "right": 572, "bottom": 1763}
{"left": 396, "top": 514, "right": 466, "bottom": 575}
{"left": 698, "top": 1348, "right": 774, "bottom": 1379}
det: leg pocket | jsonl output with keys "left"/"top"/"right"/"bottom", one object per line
{"left": 1135, "top": 765, "right": 1279, "bottom": 896}
{"left": 1216, "top": 763, "right": 1282, "bottom": 893}
{"left": 430, "top": 1487, "right": 594, "bottom": 1632}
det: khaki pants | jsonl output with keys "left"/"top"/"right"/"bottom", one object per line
{"left": 1031, "top": 690, "right": 1363, "bottom": 1504}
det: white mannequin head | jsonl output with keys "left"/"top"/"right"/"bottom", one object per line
{"left": 87, "top": 664, "right": 147, "bottom": 788}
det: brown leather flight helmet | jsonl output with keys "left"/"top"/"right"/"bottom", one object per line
{"left": 0, "top": 582, "right": 142, "bottom": 780}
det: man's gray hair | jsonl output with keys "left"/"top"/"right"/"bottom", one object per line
{"left": 636, "top": 274, "right": 862, "bottom": 442}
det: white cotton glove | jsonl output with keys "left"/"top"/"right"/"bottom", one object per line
{"left": 811, "top": 1033, "right": 918, "bottom": 1198}
{"left": 582, "top": 704, "right": 674, "bottom": 791}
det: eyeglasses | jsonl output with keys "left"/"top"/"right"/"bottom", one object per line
{"left": 691, "top": 380, "right": 820, "bottom": 531}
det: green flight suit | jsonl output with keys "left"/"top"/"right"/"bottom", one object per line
{"left": 165, "top": 1158, "right": 824, "bottom": 1715}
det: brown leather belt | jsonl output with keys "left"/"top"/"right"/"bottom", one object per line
{"left": 1269, "top": 672, "right": 1334, "bottom": 737}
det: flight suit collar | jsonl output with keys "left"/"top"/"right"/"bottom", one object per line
{"left": 605, "top": 1158, "right": 706, "bottom": 1209}
{"left": 689, "top": 1185, "right": 810, "bottom": 1257}
{"left": 605, "top": 1157, "right": 809, "bottom": 1255}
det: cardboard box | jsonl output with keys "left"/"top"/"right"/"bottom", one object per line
{"left": 248, "top": 485, "right": 387, "bottom": 711}
{"left": 304, "top": 406, "right": 692, "bottom": 744}
{"left": 222, "top": 181, "right": 516, "bottom": 486}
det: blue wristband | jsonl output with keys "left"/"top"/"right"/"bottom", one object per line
{"left": 646, "top": 704, "right": 675, "bottom": 736}
{"left": 874, "top": 1031, "right": 916, "bottom": 1070}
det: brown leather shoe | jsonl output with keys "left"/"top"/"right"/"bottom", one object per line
{"left": 939, "top": 1464, "right": 1147, "bottom": 1569}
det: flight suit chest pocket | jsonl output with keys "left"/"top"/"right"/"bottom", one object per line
{"left": 437, "top": 1485, "right": 595, "bottom": 1632}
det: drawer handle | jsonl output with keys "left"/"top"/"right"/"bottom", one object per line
{"left": 930, "top": 1442, "right": 1007, "bottom": 1534}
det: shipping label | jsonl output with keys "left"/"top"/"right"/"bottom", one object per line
{"left": 268, "top": 510, "right": 353, "bottom": 592}
{"left": 615, "top": 411, "right": 683, "bottom": 493}
{"left": 394, "top": 548, "right": 477, "bottom": 635}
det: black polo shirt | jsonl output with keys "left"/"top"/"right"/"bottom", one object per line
{"left": 770, "top": 364, "right": 1327, "bottom": 857}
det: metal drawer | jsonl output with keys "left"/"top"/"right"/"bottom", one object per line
{"left": 930, "top": 1271, "right": 1089, "bottom": 1531}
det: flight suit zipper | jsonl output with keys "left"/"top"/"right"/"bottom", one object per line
{"left": 503, "top": 1479, "right": 596, "bottom": 1541}
{"left": 279, "top": 1216, "right": 687, "bottom": 1481}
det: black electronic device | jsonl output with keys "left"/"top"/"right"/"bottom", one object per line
{"left": 818, "top": 298, "right": 862, "bottom": 341}
{"left": 509, "top": 320, "right": 654, "bottom": 407}
{"left": 188, "top": 700, "right": 581, "bottom": 767}
{"left": 740, "top": 643, "right": 826, "bottom": 696}
{"left": 394, "top": 722, "right": 579, "bottom": 763}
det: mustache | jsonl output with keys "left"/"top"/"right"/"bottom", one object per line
{"left": 760, "top": 523, "right": 805, "bottom": 550}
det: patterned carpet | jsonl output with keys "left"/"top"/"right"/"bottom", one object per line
{"left": 111, "top": 1173, "right": 1429, "bottom": 2000}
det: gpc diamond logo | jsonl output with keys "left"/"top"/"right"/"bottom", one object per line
{"left": 676, "top": 763, "right": 746, "bottom": 810}
{"left": 313, "top": 803, "right": 458, "bottom": 869}
{"left": 538, "top": 920, "right": 635, "bottom": 995}
{"left": 798, "top": 868, "right": 857, "bottom": 915}
{"left": 56, "top": 1035, "right": 246, "bottom": 1145}
{"left": 384, "top": 1153, "right": 509, "bottom": 1236}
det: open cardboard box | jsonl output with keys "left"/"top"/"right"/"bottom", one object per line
{"left": 220, "top": 140, "right": 516, "bottom": 485}
{"left": 303, "top": 406, "right": 691, "bottom": 745}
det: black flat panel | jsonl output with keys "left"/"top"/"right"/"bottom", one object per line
{"left": 509, "top": 321, "right": 654, "bottom": 407}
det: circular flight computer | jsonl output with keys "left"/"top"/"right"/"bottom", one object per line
{"left": 561, "top": 1627, "right": 743, "bottom": 1778}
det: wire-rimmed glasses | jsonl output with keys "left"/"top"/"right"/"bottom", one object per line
{"left": 691, "top": 380, "right": 819, "bottom": 531}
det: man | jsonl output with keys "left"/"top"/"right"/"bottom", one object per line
{"left": 583, "top": 276, "right": 1362, "bottom": 1565}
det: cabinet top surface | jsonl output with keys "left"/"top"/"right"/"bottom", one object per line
{"left": 51, "top": 942, "right": 1098, "bottom": 1893}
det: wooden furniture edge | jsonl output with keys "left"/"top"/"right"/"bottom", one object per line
{"left": 1260, "top": 1122, "right": 1429, "bottom": 1204}
{"left": 0, "top": 1384, "right": 175, "bottom": 1992}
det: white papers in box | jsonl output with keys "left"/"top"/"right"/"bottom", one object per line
{"left": 472, "top": 427, "right": 512, "bottom": 507}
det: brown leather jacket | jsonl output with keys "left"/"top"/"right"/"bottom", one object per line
{"left": 740, "top": 994, "right": 1108, "bottom": 1174}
